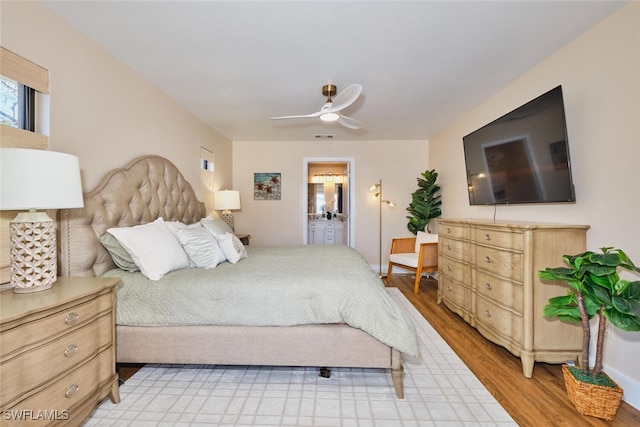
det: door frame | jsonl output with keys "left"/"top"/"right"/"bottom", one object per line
{"left": 302, "top": 157, "right": 355, "bottom": 247}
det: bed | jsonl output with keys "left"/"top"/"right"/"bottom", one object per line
{"left": 58, "top": 155, "right": 417, "bottom": 398}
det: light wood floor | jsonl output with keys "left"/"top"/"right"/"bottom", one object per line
{"left": 117, "top": 274, "right": 640, "bottom": 426}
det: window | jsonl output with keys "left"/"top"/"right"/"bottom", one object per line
{"left": 0, "top": 76, "right": 35, "bottom": 131}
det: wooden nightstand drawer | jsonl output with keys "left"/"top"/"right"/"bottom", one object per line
{"left": 2, "top": 349, "right": 114, "bottom": 427}
{"left": 0, "top": 314, "right": 112, "bottom": 406}
{"left": 0, "top": 292, "right": 113, "bottom": 359}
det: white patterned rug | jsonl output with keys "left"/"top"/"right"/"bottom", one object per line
{"left": 85, "top": 288, "right": 516, "bottom": 426}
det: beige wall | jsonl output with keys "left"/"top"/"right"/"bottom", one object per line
{"left": 429, "top": 3, "right": 640, "bottom": 408}
{"left": 1, "top": 1, "right": 232, "bottom": 197}
{"left": 232, "top": 139, "right": 428, "bottom": 269}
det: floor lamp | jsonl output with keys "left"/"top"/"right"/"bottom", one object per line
{"left": 0, "top": 149, "right": 84, "bottom": 293}
{"left": 370, "top": 179, "right": 394, "bottom": 278}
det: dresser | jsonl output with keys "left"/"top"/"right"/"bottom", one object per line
{"left": 0, "top": 277, "right": 120, "bottom": 426}
{"left": 437, "top": 219, "right": 589, "bottom": 377}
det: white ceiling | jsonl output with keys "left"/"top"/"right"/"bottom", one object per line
{"left": 43, "top": 1, "right": 625, "bottom": 142}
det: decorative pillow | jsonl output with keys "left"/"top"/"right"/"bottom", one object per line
{"left": 175, "top": 226, "right": 226, "bottom": 269}
{"left": 99, "top": 232, "right": 139, "bottom": 272}
{"left": 201, "top": 218, "right": 233, "bottom": 237}
{"left": 107, "top": 217, "right": 190, "bottom": 280}
{"left": 215, "top": 232, "right": 248, "bottom": 264}
{"left": 165, "top": 220, "right": 201, "bottom": 237}
{"left": 415, "top": 231, "right": 438, "bottom": 253}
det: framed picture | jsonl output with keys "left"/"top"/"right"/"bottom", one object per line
{"left": 254, "top": 172, "right": 281, "bottom": 200}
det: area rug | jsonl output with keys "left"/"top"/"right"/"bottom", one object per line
{"left": 84, "top": 288, "right": 516, "bottom": 426}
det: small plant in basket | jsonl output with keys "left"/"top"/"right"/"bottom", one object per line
{"left": 538, "top": 247, "right": 640, "bottom": 420}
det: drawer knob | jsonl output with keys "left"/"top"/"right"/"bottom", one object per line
{"left": 485, "top": 234, "right": 491, "bottom": 240}
{"left": 485, "top": 256, "right": 492, "bottom": 263}
{"left": 64, "top": 344, "right": 78, "bottom": 357}
{"left": 446, "top": 227, "right": 451, "bottom": 234}
{"left": 486, "top": 283, "right": 493, "bottom": 290}
{"left": 65, "top": 312, "right": 79, "bottom": 325}
{"left": 485, "top": 309, "right": 492, "bottom": 317}
{"left": 65, "top": 384, "right": 80, "bottom": 398}
{"left": 446, "top": 286, "right": 452, "bottom": 292}
{"left": 446, "top": 244, "right": 451, "bottom": 250}
{"left": 446, "top": 265, "right": 452, "bottom": 272}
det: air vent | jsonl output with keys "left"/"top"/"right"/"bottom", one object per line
{"left": 314, "top": 134, "right": 335, "bottom": 139}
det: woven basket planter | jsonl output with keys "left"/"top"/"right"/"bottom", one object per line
{"left": 562, "top": 364, "right": 623, "bottom": 421}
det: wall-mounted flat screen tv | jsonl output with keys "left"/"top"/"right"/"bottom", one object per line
{"left": 463, "top": 85, "right": 575, "bottom": 205}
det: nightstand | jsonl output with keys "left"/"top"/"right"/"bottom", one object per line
{"left": 0, "top": 276, "right": 121, "bottom": 426}
{"left": 236, "top": 233, "right": 251, "bottom": 245}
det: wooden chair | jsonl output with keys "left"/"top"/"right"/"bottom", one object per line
{"left": 386, "top": 232, "right": 438, "bottom": 294}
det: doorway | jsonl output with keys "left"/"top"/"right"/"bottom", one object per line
{"left": 303, "top": 158, "right": 354, "bottom": 247}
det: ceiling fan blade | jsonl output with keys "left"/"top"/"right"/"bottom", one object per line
{"left": 338, "top": 115, "right": 364, "bottom": 130}
{"left": 325, "top": 84, "right": 363, "bottom": 113}
{"left": 270, "top": 111, "right": 322, "bottom": 120}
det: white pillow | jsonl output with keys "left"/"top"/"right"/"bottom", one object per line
{"left": 165, "top": 220, "right": 201, "bottom": 236}
{"left": 201, "top": 218, "right": 233, "bottom": 237}
{"left": 415, "top": 231, "right": 438, "bottom": 253}
{"left": 215, "top": 232, "right": 248, "bottom": 264}
{"left": 107, "top": 217, "right": 190, "bottom": 280}
{"left": 176, "top": 226, "right": 226, "bottom": 269}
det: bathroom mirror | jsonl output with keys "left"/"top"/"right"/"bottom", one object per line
{"left": 308, "top": 183, "right": 325, "bottom": 214}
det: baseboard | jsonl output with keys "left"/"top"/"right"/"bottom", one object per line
{"left": 604, "top": 363, "right": 640, "bottom": 410}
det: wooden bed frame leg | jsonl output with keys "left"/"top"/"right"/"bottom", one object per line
{"left": 392, "top": 366, "right": 404, "bottom": 399}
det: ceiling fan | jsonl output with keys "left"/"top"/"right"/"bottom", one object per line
{"left": 271, "top": 84, "right": 364, "bottom": 129}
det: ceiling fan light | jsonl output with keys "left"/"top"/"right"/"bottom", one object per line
{"left": 320, "top": 112, "right": 340, "bottom": 122}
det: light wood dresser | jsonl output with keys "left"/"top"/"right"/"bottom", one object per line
{"left": 0, "top": 277, "right": 120, "bottom": 426}
{"left": 437, "top": 219, "right": 589, "bottom": 378}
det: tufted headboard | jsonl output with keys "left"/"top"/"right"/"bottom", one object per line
{"left": 58, "top": 155, "right": 206, "bottom": 277}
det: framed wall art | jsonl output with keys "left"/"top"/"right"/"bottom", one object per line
{"left": 254, "top": 172, "right": 281, "bottom": 200}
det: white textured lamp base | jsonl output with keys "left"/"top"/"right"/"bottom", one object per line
{"left": 10, "top": 212, "right": 58, "bottom": 293}
{"left": 221, "top": 210, "right": 235, "bottom": 232}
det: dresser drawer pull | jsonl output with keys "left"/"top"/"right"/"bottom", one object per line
{"left": 485, "top": 234, "right": 492, "bottom": 241}
{"left": 485, "top": 256, "right": 492, "bottom": 263}
{"left": 446, "top": 286, "right": 452, "bottom": 292}
{"left": 64, "top": 344, "right": 78, "bottom": 357}
{"left": 446, "top": 264, "right": 452, "bottom": 272}
{"left": 446, "top": 244, "right": 451, "bottom": 251}
{"left": 485, "top": 283, "right": 493, "bottom": 290}
{"left": 485, "top": 309, "right": 492, "bottom": 317}
{"left": 446, "top": 227, "right": 451, "bottom": 234}
{"left": 65, "top": 384, "right": 80, "bottom": 398}
{"left": 65, "top": 312, "right": 80, "bottom": 325}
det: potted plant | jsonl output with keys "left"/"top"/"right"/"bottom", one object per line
{"left": 538, "top": 247, "right": 640, "bottom": 420}
{"left": 406, "top": 169, "right": 441, "bottom": 234}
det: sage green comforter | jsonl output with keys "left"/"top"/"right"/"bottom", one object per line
{"left": 103, "top": 245, "right": 418, "bottom": 356}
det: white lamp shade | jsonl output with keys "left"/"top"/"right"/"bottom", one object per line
{"left": 0, "top": 148, "right": 84, "bottom": 210}
{"left": 213, "top": 190, "right": 241, "bottom": 211}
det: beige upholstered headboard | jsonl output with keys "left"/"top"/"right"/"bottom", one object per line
{"left": 58, "top": 155, "right": 206, "bottom": 277}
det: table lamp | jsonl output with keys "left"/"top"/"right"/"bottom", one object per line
{"left": 0, "top": 148, "right": 84, "bottom": 293}
{"left": 213, "top": 190, "right": 241, "bottom": 231}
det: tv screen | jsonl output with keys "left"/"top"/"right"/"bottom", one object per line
{"left": 463, "top": 86, "right": 575, "bottom": 205}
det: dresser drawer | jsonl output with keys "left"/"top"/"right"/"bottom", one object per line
{"left": 439, "top": 256, "right": 470, "bottom": 284}
{"left": 2, "top": 349, "right": 114, "bottom": 427}
{"left": 475, "top": 296, "right": 523, "bottom": 346}
{"left": 439, "top": 237, "right": 469, "bottom": 263}
{"left": 472, "top": 227, "right": 523, "bottom": 251}
{"left": 1, "top": 314, "right": 112, "bottom": 406}
{"left": 0, "top": 292, "right": 113, "bottom": 359}
{"left": 439, "top": 275, "right": 471, "bottom": 309}
{"left": 474, "top": 245, "right": 523, "bottom": 282}
{"left": 475, "top": 270, "right": 523, "bottom": 314}
{"left": 439, "top": 222, "right": 469, "bottom": 240}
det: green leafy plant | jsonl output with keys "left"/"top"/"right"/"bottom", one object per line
{"left": 406, "top": 169, "right": 441, "bottom": 235}
{"left": 538, "top": 247, "right": 640, "bottom": 382}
